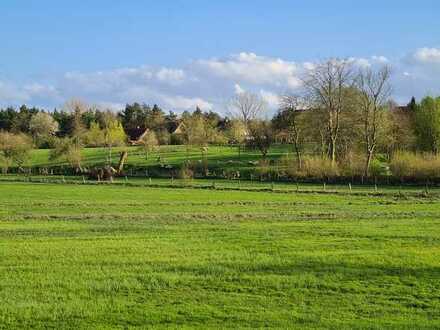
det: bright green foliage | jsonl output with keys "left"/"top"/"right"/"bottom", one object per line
{"left": 415, "top": 96, "right": 440, "bottom": 153}
{"left": 139, "top": 130, "right": 159, "bottom": 159}
{"left": 84, "top": 121, "right": 105, "bottom": 147}
{"left": 0, "top": 132, "right": 32, "bottom": 173}
{"left": 0, "top": 183, "right": 440, "bottom": 328}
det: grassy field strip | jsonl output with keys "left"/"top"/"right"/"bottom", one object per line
{"left": 0, "top": 183, "right": 440, "bottom": 328}
{"left": 0, "top": 175, "right": 438, "bottom": 197}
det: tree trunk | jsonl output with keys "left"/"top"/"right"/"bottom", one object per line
{"left": 330, "top": 137, "right": 337, "bottom": 164}
{"left": 293, "top": 142, "right": 302, "bottom": 170}
{"left": 364, "top": 150, "right": 373, "bottom": 177}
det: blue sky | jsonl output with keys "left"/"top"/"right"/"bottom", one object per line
{"left": 1, "top": 1, "right": 440, "bottom": 111}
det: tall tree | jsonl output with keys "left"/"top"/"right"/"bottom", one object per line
{"left": 276, "top": 95, "right": 305, "bottom": 169}
{"left": 303, "top": 59, "right": 354, "bottom": 163}
{"left": 355, "top": 66, "right": 392, "bottom": 176}
{"left": 230, "top": 92, "right": 267, "bottom": 129}
{"left": 415, "top": 96, "right": 440, "bottom": 153}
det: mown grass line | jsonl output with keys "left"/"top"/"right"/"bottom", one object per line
{"left": 0, "top": 183, "right": 439, "bottom": 328}
{"left": 0, "top": 176, "right": 436, "bottom": 199}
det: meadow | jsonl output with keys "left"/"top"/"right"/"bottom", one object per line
{"left": 0, "top": 182, "right": 439, "bottom": 328}
{"left": 28, "top": 144, "right": 280, "bottom": 169}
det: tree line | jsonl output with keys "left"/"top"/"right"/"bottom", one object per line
{"left": 1, "top": 59, "right": 440, "bottom": 181}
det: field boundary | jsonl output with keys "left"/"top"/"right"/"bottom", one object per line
{"left": 0, "top": 175, "right": 436, "bottom": 198}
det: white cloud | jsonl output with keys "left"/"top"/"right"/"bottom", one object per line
{"left": 234, "top": 83, "right": 245, "bottom": 95}
{"left": 413, "top": 47, "right": 440, "bottom": 64}
{"left": 195, "top": 52, "right": 301, "bottom": 89}
{"left": 156, "top": 68, "right": 186, "bottom": 84}
{"left": 260, "top": 90, "right": 280, "bottom": 109}
{"left": 3, "top": 48, "right": 440, "bottom": 112}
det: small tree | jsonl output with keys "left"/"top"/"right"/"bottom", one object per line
{"left": 29, "top": 112, "right": 59, "bottom": 147}
{"left": 102, "top": 112, "right": 126, "bottom": 165}
{"left": 140, "top": 130, "right": 159, "bottom": 160}
{"left": 248, "top": 120, "right": 274, "bottom": 158}
{"left": 49, "top": 138, "right": 83, "bottom": 173}
{"left": 0, "top": 131, "right": 32, "bottom": 173}
{"left": 226, "top": 119, "right": 247, "bottom": 159}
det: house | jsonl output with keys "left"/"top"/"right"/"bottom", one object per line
{"left": 128, "top": 128, "right": 150, "bottom": 146}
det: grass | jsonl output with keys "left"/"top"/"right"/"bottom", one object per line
{"left": 0, "top": 174, "right": 437, "bottom": 196}
{"left": 0, "top": 182, "right": 440, "bottom": 328}
{"left": 27, "top": 144, "right": 291, "bottom": 171}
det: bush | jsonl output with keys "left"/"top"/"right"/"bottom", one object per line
{"left": 278, "top": 154, "right": 300, "bottom": 179}
{"left": 390, "top": 152, "right": 440, "bottom": 182}
{"left": 339, "top": 151, "right": 364, "bottom": 178}
{"left": 178, "top": 161, "right": 194, "bottom": 180}
{"left": 369, "top": 159, "right": 389, "bottom": 179}
{"left": 302, "top": 156, "right": 339, "bottom": 181}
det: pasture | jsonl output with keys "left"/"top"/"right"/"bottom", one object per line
{"left": 28, "top": 144, "right": 285, "bottom": 169}
{"left": 0, "top": 182, "right": 439, "bottom": 328}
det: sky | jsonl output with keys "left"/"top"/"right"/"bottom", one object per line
{"left": 1, "top": 0, "right": 440, "bottom": 112}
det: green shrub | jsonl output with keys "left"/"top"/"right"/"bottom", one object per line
{"left": 302, "top": 156, "right": 339, "bottom": 180}
{"left": 340, "top": 151, "right": 364, "bottom": 177}
{"left": 390, "top": 152, "right": 440, "bottom": 182}
{"left": 178, "top": 162, "right": 194, "bottom": 180}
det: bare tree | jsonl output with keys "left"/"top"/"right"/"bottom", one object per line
{"left": 355, "top": 66, "right": 392, "bottom": 176}
{"left": 278, "top": 95, "right": 305, "bottom": 169}
{"left": 248, "top": 120, "right": 274, "bottom": 159}
{"left": 303, "top": 59, "right": 354, "bottom": 163}
{"left": 230, "top": 92, "right": 267, "bottom": 129}
{"left": 63, "top": 98, "right": 88, "bottom": 148}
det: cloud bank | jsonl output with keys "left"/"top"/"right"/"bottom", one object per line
{"left": 1, "top": 47, "right": 440, "bottom": 112}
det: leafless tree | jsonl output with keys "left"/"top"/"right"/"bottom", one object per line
{"left": 230, "top": 92, "right": 267, "bottom": 129}
{"left": 302, "top": 59, "right": 354, "bottom": 163}
{"left": 279, "top": 95, "right": 304, "bottom": 169}
{"left": 63, "top": 98, "right": 89, "bottom": 148}
{"left": 355, "top": 65, "right": 392, "bottom": 176}
{"left": 248, "top": 120, "right": 274, "bottom": 159}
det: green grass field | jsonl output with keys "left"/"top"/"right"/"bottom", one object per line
{"left": 1, "top": 182, "right": 439, "bottom": 328}
{"left": 27, "top": 144, "right": 291, "bottom": 174}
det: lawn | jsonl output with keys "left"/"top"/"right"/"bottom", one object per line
{"left": 27, "top": 144, "right": 293, "bottom": 174}
{"left": 0, "top": 183, "right": 439, "bottom": 328}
